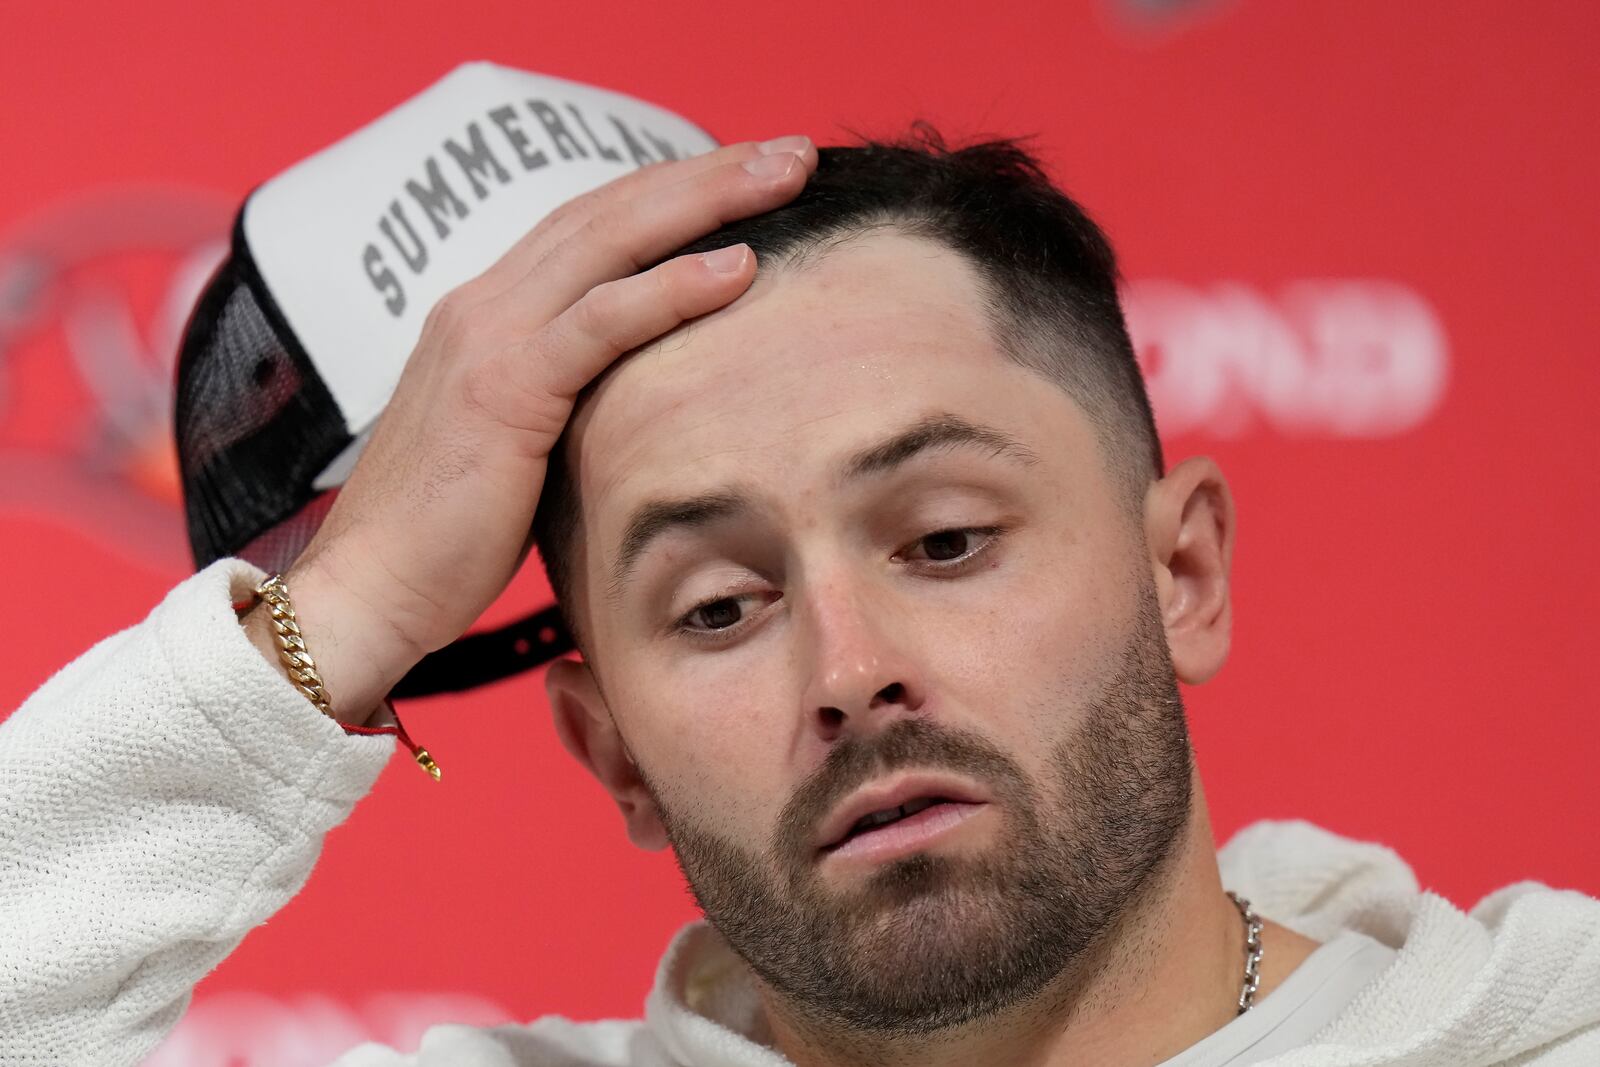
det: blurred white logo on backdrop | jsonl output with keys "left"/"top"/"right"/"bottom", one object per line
{"left": 1123, "top": 280, "right": 1450, "bottom": 439}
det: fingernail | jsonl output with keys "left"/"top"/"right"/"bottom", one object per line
{"left": 758, "top": 134, "right": 811, "bottom": 156}
{"left": 701, "top": 244, "right": 750, "bottom": 274}
{"left": 743, "top": 152, "right": 799, "bottom": 179}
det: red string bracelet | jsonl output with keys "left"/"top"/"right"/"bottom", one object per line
{"left": 234, "top": 595, "right": 441, "bottom": 781}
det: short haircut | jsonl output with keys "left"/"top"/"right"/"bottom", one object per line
{"left": 532, "top": 131, "right": 1164, "bottom": 632}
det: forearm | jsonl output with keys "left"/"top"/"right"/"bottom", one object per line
{"left": 0, "top": 559, "right": 393, "bottom": 1066}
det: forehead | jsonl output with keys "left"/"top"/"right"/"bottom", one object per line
{"left": 565, "top": 230, "right": 1095, "bottom": 559}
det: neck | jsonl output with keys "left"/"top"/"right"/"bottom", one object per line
{"left": 760, "top": 785, "right": 1298, "bottom": 1067}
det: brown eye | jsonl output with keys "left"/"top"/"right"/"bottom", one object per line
{"left": 898, "top": 526, "right": 1003, "bottom": 571}
{"left": 675, "top": 590, "right": 780, "bottom": 641}
{"left": 920, "top": 530, "right": 971, "bottom": 561}
{"left": 692, "top": 598, "right": 744, "bottom": 630}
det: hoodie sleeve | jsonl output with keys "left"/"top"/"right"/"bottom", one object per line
{"left": 0, "top": 558, "right": 394, "bottom": 1067}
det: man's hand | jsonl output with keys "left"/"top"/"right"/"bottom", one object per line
{"left": 247, "top": 136, "right": 817, "bottom": 724}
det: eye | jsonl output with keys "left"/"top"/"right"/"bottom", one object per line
{"left": 676, "top": 592, "right": 775, "bottom": 636}
{"left": 899, "top": 526, "right": 1002, "bottom": 570}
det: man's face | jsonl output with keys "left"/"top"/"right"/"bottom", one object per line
{"left": 560, "top": 231, "right": 1192, "bottom": 1032}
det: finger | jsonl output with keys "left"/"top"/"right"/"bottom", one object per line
{"left": 470, "top": 135, "right": 815, "bottom": 300}
{"left": 537, "top": 135, "right": 817, "bottom": 251}
{"left": 484, "top": 152, "right": 807, "bottom": 329}
{"left": 468, "top": 244, "right": 756, "bottom": 433}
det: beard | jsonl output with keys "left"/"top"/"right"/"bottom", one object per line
{"left": 645, "top": 587, "right": 1194, "bottom": 1037}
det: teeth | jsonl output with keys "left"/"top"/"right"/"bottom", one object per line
{"left": 847, "top": 797, "right": 943, "bottom": 838}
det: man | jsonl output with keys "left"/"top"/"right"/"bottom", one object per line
{"left": 2, "top": 123, "right": 1597, "bottom": 1066}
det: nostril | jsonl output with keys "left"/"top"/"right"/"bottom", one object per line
{"left": 819, "top": 706, "right": 845, "bottom": 730}
{"left": 874, "top": 681, "right": 906, "bottom": 705}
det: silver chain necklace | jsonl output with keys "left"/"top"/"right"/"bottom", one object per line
{"left": 1226, "top": 890, "right": 1264, "bottom": 1014}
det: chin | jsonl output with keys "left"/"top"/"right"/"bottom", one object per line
{"left": 822, "top": 892, "right": 1052, "bottom": 1036}
{"left": 850, "top": 857, "right": 1020, "bottom": 962}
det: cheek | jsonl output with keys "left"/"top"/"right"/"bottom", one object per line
{"left": 611, "top": 669, "right": 794, "bottom": 841}
{"left": 926, "top": 528, "right": 1142, "bottom": 741}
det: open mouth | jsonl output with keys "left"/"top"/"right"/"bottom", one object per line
{"left": 822, "top": 796, "right": 987, "bottom": 859}
{"left": 814, "top": 772, "right": 992, "bottom": 862}
{"left": 836, "top": 796, "right": 946, "bottom": 842}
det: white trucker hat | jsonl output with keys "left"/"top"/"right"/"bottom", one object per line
{"left": 175, "top": 62, "right": 716, "bottom": 695}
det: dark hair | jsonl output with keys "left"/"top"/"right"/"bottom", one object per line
{"left": 532, "top": 131, "right": 1163, "bottom": 633}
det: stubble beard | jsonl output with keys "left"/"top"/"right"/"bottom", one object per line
{"left": 650, "top": 590, "right": 1194, "bottom": 1037}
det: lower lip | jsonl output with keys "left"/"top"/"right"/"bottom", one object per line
{"left": 823, "top": 802, "right": 988, "bottom": 864}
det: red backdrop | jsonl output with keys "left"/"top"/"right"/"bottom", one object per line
{"left": 2, "top": 1, "right": 1596, "bottom": 1062}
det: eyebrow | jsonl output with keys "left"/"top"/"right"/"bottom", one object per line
{"left": 839, "top": 413, "right": 1040, "bottom": 483}
{"left": 608, "top": 414, "right": 1038, "bottom": 597}
{"left": 610, "top": 489, "right": 751, "bottom": 601}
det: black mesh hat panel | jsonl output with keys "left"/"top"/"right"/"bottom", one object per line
{"left": 175, "top": 218, "right": 351, "bottom": 570}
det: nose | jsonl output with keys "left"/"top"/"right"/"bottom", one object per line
{"left": 799, "top": 579, "right": 928, "bottom": 743}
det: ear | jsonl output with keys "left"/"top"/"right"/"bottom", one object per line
{"left": 545, "top": 657, "right": 670, "bottom": 851}
{"left": 1143, "top": 456, "right": 1236, "bottom": 685}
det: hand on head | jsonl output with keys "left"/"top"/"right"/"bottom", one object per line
{"left": 273, "top": 136, "right": 818, "bottom": 722}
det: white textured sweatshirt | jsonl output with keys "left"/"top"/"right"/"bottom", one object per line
{"left": 1, "top": 559, "right": 1597, "bottom": 1066}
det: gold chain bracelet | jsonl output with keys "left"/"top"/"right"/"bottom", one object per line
{"left": 250, "top": 572, "right": 440, "bottom": 781}
{"left": 255, "top": 573, "right": 337, "bottom": 719}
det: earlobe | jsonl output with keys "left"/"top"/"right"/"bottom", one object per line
{"left": 545, "top": 658, "right": 671, "bottom": 851}
{"left": 1143, "top": 457, "right": 1236, "bottom": 686}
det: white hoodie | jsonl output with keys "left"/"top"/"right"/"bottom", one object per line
{"left": 0, "top": 559, "right": 1595, "bottom": 1066}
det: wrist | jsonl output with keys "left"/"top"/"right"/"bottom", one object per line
{"left": 244, "top": 561, "right": 421, "bottom": 727}
{"left": 240, "top": 594, "right": 443, "bottom": 779}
